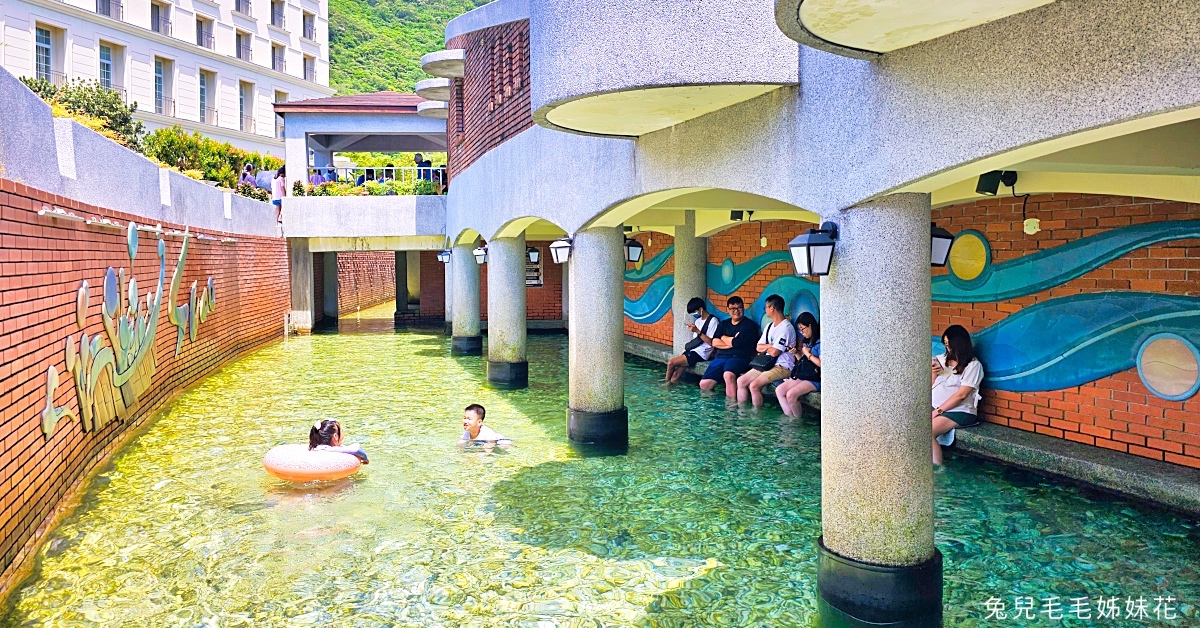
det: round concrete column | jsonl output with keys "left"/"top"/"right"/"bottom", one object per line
{"left": 818, "top": 193, "right": 941, "bottom": 626}
{"left": 487, "top": 234, "right": 529, "bottom": 389}
{"left": 567, "top": 227, "right": 627, "bottom": 451}
{"left": 451, "top": 243, "right": 482, "bottom": 355}
{"left": 671, "top": 211, "right": 707, "bottom": 354}
{"left": 444, "top": 255, "right": 454, "bottom": 336}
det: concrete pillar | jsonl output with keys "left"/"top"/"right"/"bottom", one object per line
{"left": 451, "top": 242, "right": 482, "bottom": 355}
{"left": 818, "top": 193, "right": 940, "bottom": 625}
{"left": 394, "top": 251, "right": 408, "bottom": 321}
{"left": 486, "top": 234, "right": 528, "bottom": 389}
{"left": 671, "top": 211, "right": 707, "bottom": 354}
{"left": 407, "top": 251, "right": 421, "bottom": 304}
{"left": 561, "top": 260, "right": 569, "bottom": 326}
{"left": 567, "top": 227, "right": 626, "bottom": 450}
{"left": 444, "top": 254, "right": 454, "bottom": 335}
{"left": 322, "top": 252, "right": 338, "bottom": 319}
{"left": 287, "top": 238, "right": 314, "bottom": 333}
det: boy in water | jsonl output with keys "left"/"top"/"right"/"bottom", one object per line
{"left": 458, "top": 404, "right": 512, "bottom": 448}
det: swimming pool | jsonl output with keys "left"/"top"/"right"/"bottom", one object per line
{"left": 3, "top": 303, "right": 1197, "bottom": 626}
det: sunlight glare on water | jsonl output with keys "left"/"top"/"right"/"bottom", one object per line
{"left": 3, "top": 301, "right": 1197, "bottom": 626}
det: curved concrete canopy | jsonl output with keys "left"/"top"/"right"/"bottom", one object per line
{"left": 415, "top": 78, "right": 452, "bottom": 101}
{"left": 420, "top": 49, "right": 465, "bottom": 79}
{"left": 931, "top": 171, "right": 1200, "bottom": 208}
{"left": 417, "top": 101, "right": 449, "bottom": 120}
{"left": 776, "top": 0, "right": 1056, "bottom": 56}
{"left": 453, "top": 227, "right": 482, "bottom": 246}
{"left": 589, "top": 187, "right": 819, "bottom": 231}
{"left": 537, "top": 85, "right": 787, "bottom": 138}
{"left": 493, "top": 217, "right": 568, "bottom": 240}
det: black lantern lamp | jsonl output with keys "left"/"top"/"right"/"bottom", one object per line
{"left": 931, "top": 223, "right": 955, "bottom": 267}
{"left": 787, "top": 222, "right": 840, "bottom": 277}
{"left": 526, "top": 246, "right": 540, "bottom": 264}
{"left": 437, "top": 249, "right": 451, "bottom": 264}
{"left": 473, "top": 245, "right": 488, "bottom": 265}
{"left": 549, "top": 238, "right": 572, "bottom": 264}
{"left": 624, "top": 238, "right": 644, "bottom": 264}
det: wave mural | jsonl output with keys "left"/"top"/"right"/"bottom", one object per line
{"left": 625, "top": 245, "right": 674, "bottom": 282}
{"left": 934, "top": 220, "right": 1200, "bottom": 302}
{"left": 624, "top": 276, "right": 675, "bottom": 324}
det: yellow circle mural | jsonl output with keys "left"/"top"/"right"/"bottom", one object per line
{"left": 1138, "top": 335, "right": 1200, "bottom": 400}
{"left": 948, "top": 233, "right": 989, "bottom": 281}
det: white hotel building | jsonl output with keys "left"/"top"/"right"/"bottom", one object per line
{"left": 0, "top": 0, "right": 335, "bottom": 155}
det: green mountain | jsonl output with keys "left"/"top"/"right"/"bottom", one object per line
{"left": 328, "top": 0, "right": 490, "bottom": 94}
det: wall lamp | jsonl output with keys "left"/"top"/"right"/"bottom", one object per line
{"left": 975, "top": 170, "right": 1018, "bottom": 196}
{"left": 549, "top": 238, "right": 572, "bottom": 264}
{"left": 436, "top": 250, "right": 451, "bottom": 264}
{"left": 526, "top": 246, "right": 540, "bottom": 264}
{"left": 624, "top": 238, "right": 644, "bottom": 264}
{"left": 473, "top": 245, "right": 488, "bottom": 265}
{"left": 788, "top": 222, "right": 839, "bottom": 276}
{"left": 931, "top": 223, "right": 955, "bottom": 267}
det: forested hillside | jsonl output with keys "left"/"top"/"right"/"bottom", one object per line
{"left": 328, "top": 0, "right": 489, "bottom": 94}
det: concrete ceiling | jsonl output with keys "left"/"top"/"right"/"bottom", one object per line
{"left": 799, "top": 0, "right": 1056, "bottom": 53}
{"left": 309, "top": 133, "right": 447, "bottom": 152}
{"left": 1013, "top": 118, "right": 1200, "bottom": 175}
{"left": 544, "top": 85, "right": 784, "bottom": 138}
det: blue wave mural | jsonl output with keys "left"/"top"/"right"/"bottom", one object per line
{"left": 970, "top": 292, "right": 1200, "bottom": 392}
{"left": 708, "top": 252, "right": 791, "bottom": 295}
{"left": 624, "top": 276, "right": 675, "bottom": 324}
{"left": 934, "top": 220, "right": 1200, "bottom": 302}
{"left": 625, "top": 245, "right": 674, "bottom": 282}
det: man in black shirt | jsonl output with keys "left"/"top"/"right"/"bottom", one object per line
{"left": 699, "top": 296, "right": 761, "bottom": 397}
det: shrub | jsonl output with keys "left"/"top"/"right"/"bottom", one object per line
{"left": 236, "top": 183, "right": 270, "bottom": 202}
{"left": 24, "top": 77, "right": 145, "bottom": 150}
{"left": 292, "top": 181, "right": 307, "bottom": 197}
{"left": 143, "top": 125, "right": 282, "bottom": 189}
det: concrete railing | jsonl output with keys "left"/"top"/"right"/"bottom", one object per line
{"left": 280, "top": 195, "right": 447, "bottom": 240}
{"left": 0, "top": 66, "right": 278, "bottom": 237}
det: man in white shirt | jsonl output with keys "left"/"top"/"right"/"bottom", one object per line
{"left": 736, "top": 294, "right": 798, "bottom": 407}
{"left": 665, "top": 297, "right": 720, "bottom": 383}
{"left": 458, "top": 404, "right": 512, "bottom": 449}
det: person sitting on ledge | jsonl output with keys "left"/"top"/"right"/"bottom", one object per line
{"left": 665, "top": 297, "right": 720, "bottom": 384}
{"left": 309, "top": 419, "right": 369, "bottom": 463}
{"left": 735, "top": 294, "right": 797, "bottom": 407}
{"left": 775, "top": 311, "right": 821, "bottom": 418}
{"left": 458, "top": 404, "right": 512, "bottom": 448}
{"left": 932, "top": 324, "right": 985, "bottom": 465}
{"left": 698, "top": 296, "right": 760, "bottom": 397}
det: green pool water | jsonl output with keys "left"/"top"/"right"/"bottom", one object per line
{"left": 4, "top": 302, "right": 1198, "bottom": 626}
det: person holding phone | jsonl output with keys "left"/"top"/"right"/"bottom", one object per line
{"left": 932, "top": 325, "right": 985, "bottom": 464}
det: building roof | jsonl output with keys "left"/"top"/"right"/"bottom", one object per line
{"left": 273, "top": 92, "right": 428, "bottom": 115}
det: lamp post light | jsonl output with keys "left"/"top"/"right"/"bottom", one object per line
{"left": 549, "top": 238, "right": 572, "bottom": 264}
{"left": 623, "top": 238, "right": 644, "bottom": 264}
{"left": 437, "top": 249, "right": 451, "bottom": 264}
{"left": 526, "top": 246, "right": 540, "bottom": 264}
{"left": 931, "top": 223, "right": 955, "bottom": 267}
{"left": 473, "top": 245, "right": 488, "bottom": 265}
{"left": 787, "top": 222, "right": 840, "bottom": 277}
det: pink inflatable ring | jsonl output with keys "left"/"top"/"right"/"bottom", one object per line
{"left": 263, "top": 444, "right": 361, "bottom": 482}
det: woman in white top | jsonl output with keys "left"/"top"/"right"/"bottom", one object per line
{"left": 932, "top": 325, "right": 985, "bottom": 464}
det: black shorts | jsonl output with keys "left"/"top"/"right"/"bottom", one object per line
{"left": 682, "top": 351, "right": 704, "bottom": 367}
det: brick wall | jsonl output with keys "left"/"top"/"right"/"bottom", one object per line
{"left": 624, "top": 233, "right": 675, "bottom": 345}
{"left": 420, "top": 250, "right": 446, "bottom": 318}
{"left": 933, "top": 193, "right": 1200, "bottom": 469}
{"left": 313, "top": 250, "right": 326, "bottom": 323}
{"left": 446, "top": 19, "right": 533, "bottom": 180}
{"left": 336, "top": 251, "right": 396, "bottom": 315}
{"left": 477, "top": 240, "right": 563, "bottom": 321}
{"left": 707, "top": 221, "right": 813, "bottom": 310}
{"left": 0, "top": 178, "right": 289, "bottom": 591}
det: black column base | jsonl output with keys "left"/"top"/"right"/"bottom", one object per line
{"left": 817, "top": 536, "right": 942, "bottom": 627}
{"left": 451, "top": 335, "right": 482, "bottom": 356}
{"left": 443, "top": 321, "right": 453, "bottom": 336}
{"left": 567, "top": 406, "right": 628, "bottom": 455}
{"left": 487, "top": 361, "right": 528, "bottom": 389}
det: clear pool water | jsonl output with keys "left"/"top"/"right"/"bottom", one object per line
{"left": 3, "top": 302, "right": 1198, "bottom": 626}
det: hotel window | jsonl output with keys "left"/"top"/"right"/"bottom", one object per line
{"left": 196, "top": 17, "right": 214, "bottom": 49}
{"left": 239, "top": 81, "right": 254, "bottom": 132}
{"left": 272, "top": 44, "right": 285, "bottom": 72}
{"left": 270, "top": 0, "right": 285, "bottom": 28}
{"left": 98, "top": 42, "right": 126, "bottom": 99}
{"left": 35, "top": 27, "right": 53, "bottom": 83}
{"left": 302, "top": 12, "right": 315, "bottom": 40}
{"left": 303, "top": 55, "right": 315, "bottom": 82}
{"left": 151, "top": 3, "right": 170, "bottom": 35}
{"left": 274, "top": 90, "right": 287, "bottom": 138}
{"left": 236, "top": 31, "right": 252, "bottom": 62}
{"left": 154, "top": 58, "right": 174, "bottom": 115}
{"left": 199, "top": 71, "right": 216, "bottom": 124}
{"left": 99, "top": 45, "right": 113, "bottom": 89}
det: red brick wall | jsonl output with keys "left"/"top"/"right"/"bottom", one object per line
{"left": 624, "top": 233, "right": 675, "bottom": 345}
{"left": 706, "top": 221, "right": 814, "bottom": 311}
{"left": 0, "top": 179, "right": 289, "bottom": 591}
{"left": 420, "top": 251, "right": 446, "bottom": 318}
{"left": 933, "top": 193, "right": 1200, "bottom": 468}
{"left": 477, "top": 240, "right": 563, "bottom": 321}
{"left": 313, "top": 251, "right": 326, "bottom": 323}
{"left": 446, "top": 19, "right": 533, "bottom": 180}
{"left": 336, "top": 251, "right": 395, "bottom": 315}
